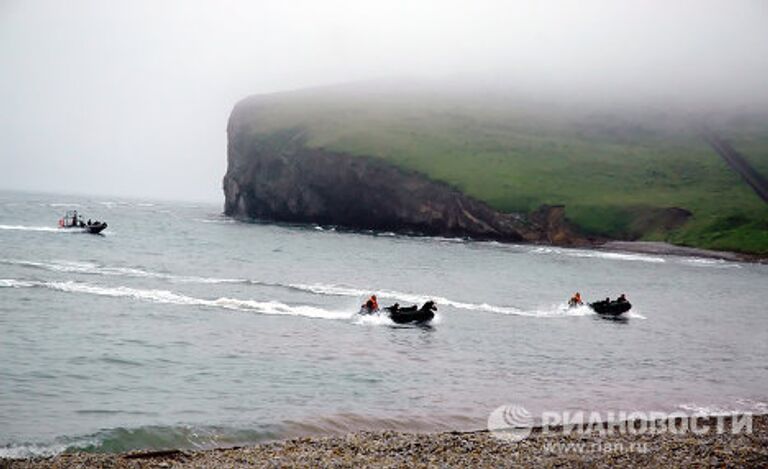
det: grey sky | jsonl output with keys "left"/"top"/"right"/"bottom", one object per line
{"left": 1, "top": 0, "right": 766, "bottom": 202}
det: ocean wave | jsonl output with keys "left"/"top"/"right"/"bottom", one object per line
{"left": 47, "top": 203, "right": 82, "bottom": 208}
{"left": 678, "top": 399, "right": 768, "bottom": 415}
{"left": 680, "top": 258, "right": 742, "bottom": 268}
{"left": 424, "top": 235, "right": 467, "bottom": 243}
{"left": 0, "top": 425, "right": 272, "bottom": 458}
{"left": 194, "top": 218, "right": 237, "bottom": 224}
{"left": 530, "top": 246, "right": 666, "bottom": 264}
{"left": 0, "top": 441, "right": 88, "bottom": 459}
{"left": 0, "top": 413, "right": 478, "bottom": 458}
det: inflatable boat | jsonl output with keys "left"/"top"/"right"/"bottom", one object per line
{"left": 589, "top": 299, "right": 632, "bottom": 316}
{"left": 360, "top": 301, "right": 437, "bottom": 324}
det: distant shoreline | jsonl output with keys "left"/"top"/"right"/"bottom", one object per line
{"left": 226, "top": 214, "right": 767, "bottom": 264}
{"left": 596, "top": 240, "right": 767, "bottom": 264}
{"left": 6, "top": 414, "right": 766, "bottom": 468}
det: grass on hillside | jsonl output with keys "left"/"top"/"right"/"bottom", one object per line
{"left": 238, "top": 91, "right": 768, "bottom": 254}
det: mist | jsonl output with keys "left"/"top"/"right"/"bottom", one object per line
{"left": 1, "top": 0, "right": 766, "bottom": 202}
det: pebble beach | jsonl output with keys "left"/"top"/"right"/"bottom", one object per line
{"left": 5, "top": 414, "right": 766, "bottom": 468}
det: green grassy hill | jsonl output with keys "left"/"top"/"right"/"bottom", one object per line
{"left": 239, "top": 86, "right": 768, "bottom": 254}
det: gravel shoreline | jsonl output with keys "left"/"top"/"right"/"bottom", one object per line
{"left": 598, "top": 240, "right": 767, "bottom": 263}
{"left": 5, "top": 414, "right": 766, "bottom": 468}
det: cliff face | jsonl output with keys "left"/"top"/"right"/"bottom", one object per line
{"left": 223, "top": 98, "right": 586, "bottom": 244}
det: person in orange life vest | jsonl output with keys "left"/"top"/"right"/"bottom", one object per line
{"left": 569, "top": 292, "right": 583, "bottom": 307}
{"left": 361, "top": 295, "right": 379, "bottom": 313}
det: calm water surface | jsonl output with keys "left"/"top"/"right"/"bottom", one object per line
{"left": 1, "top": 191, "right": 766, "bottom": 456}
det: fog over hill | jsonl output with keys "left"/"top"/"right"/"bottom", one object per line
{"left": 1, "top": 0, "right": 766, "bottom": 201}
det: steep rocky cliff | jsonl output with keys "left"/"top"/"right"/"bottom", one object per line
{"left": 223, "top": 96, "right": 587, "bottom": 244}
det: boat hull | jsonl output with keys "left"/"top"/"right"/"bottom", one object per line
{"left": 385, "top": 301, "right": 436, "bottom": 324}
{"left": 360, "top": 302, "right": 437, "bottom": 324}
{"left": 589, "top": 300, "right": 632, "bottom": 316}
{"left": 85, "top": 222, "right": 108, "bottom": 234}
{"left": 59, "top": 222, "right": 108, "bottom": 234}
{"left": 389, "top": 309, "right": 435, "bottom": 324}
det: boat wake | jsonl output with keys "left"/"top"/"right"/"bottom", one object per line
{"left": 0, "top": 279, "right": 351, "bottom": 320}
{"left": 2, "top": 259, "right": 527, "bottom": 316}
{"left": 0, "top": 259, "right": 245, "bottom": 284}
{"left": 352, "top": 311, "right": 443, "bottom": 326}
{"left": 0, "top": 224, "right": 70, "bottom": 233}
{"left": 288, "top": 284, "right": 604, "bottom": 319}
{"left": 1, "top": 258, "right": 647, "bottom": 320}
{"left": 286, "top": 283, "right": 527, "bottom": 315}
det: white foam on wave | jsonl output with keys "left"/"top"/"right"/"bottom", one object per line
{"left": 47, "top": 202, "right": 82, "bottom": 208}
{"left": 194, "top": 218, "right": 236, "bottom": 224}
{"left": 0, "top": 433, "right": 103, "bottom": 459}
{"left": 680, "top": 257, "right": 741, "bottom": 268}
{"left": 531, "top": 246, "right": 666, "bottom": 264}
{"left": 425, "top": 236, "right": 466, "bottom": 243}
{"left": 98, "top": 201, "right": 131, "bottom": 209}
{"left": 0, "top": 442, "right": 76, "bottom": 459}
{"left": 678, "top": 399, "right": 768, "bottom": 416}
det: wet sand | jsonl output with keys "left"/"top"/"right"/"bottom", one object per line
{"left": 5, "top": 414, "right": 766, "bottom": 468}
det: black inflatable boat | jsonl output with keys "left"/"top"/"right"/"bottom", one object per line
{"left": 385, "top": 301, "right": 437, "bottom": 324}
{"left": 589, "top": 299, "right": 632, "bottom": 316}
{"left": 359, "top": 301, "right": 436, "bottom": 324}
{"left": 84, "top": 221, "right": 108, "bottom": 234}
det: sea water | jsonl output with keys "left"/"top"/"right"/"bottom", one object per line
{"left": 1, "top": 191, "right": 766, "bottom": 457}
